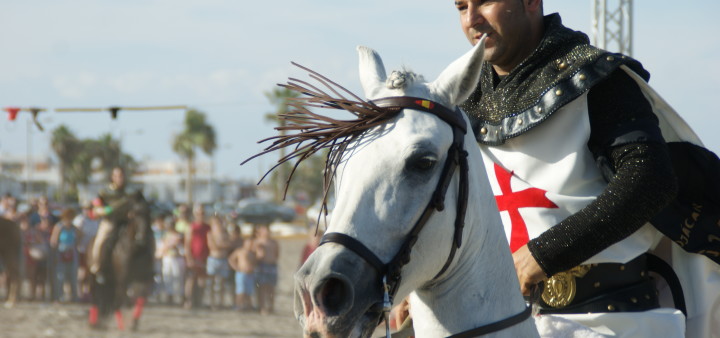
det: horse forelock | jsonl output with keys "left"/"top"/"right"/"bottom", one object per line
{"left": 385, "top": 69, "right": 425, "bottom": 90}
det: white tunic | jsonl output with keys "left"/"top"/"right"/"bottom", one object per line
{"left": 477, "top": 67, "right": 718, "bottom": 337}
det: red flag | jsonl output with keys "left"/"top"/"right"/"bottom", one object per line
{"left": 4, "top": 107, "right": 20, "bottom": 121}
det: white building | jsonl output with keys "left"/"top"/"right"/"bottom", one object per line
{"left": 0, "top": 152, "right": 59, "bottom": 200}
{"left": 0, "top": 153, "right": 249, "bottom": 205}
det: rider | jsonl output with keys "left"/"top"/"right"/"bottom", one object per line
{"left": 89, "top": 166, "right": 130, "bottom": 281}
{"left": 452, "top": 0, "right": 717, "bottom": 336}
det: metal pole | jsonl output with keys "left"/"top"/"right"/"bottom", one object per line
{"left": 627, "top": 0, "right": 633, "bottom": 56}
{"left": 25, "top": 118, "right": 32, "bottom": 203}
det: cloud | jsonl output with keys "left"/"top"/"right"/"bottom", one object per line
{"left": 50, "top": 68, "right": 251, "bottom": 101}
{"left": 52, "top": 72, "right": 98, "bottom": 99}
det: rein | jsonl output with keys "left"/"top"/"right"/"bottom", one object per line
{"left": 319, "top": 97, "right": 530, "bottom": 337}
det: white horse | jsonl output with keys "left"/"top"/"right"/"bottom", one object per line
{"left": 289, "top": 40, "right": 542, "bottom": 338}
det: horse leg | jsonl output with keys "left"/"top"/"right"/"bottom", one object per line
{"left": 114, "top": 310, "right": 125, "bottom": 330}
{"left": 3, "top": 253, "right": 19, "bottom": 308}
{"left": 131, "top": 296, "right": 146, "bottom": 331}
{"left": 89, "top": 305, "right": 99, "bottom": 326}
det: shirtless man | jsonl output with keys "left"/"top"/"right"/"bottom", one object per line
{"left": 206, "top": 215, "right": 230, "bottom": 310}
{"left": 228, "top": 237, "right": 256, "bottom": 311}
{"left": 253, "top": 224, "right": 279, "bottom": 315}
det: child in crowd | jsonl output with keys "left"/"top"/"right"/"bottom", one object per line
{"left": 226, "top": 223, "right": 243, "bottom": 308}
{"left": 157, "top": 218, "right": 185, "bottom": 305}
{"left": 228, "top": 236, "right": 256, "bottom": 312}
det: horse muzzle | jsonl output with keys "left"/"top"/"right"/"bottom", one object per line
{"left": 294, "top": 244, "right": 384, "bottom": 338}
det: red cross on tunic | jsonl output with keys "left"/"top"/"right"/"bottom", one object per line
{"left": 493, "top": 163, "right": 558, "bottom": 253}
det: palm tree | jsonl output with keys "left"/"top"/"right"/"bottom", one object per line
{"left": 172, "top": 109, "right": 217, "bottom": 205}
{"left": 92, "top": 133, "right": 122, "bottom": 181}
{"left": 264, "top": 87, "right": 300, "bottom": 201}
{"left": 51, "top": 125, "right": 79, "bottom": 202}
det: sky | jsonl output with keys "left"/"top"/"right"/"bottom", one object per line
{"left": 1, "top": 0, "right": 719, "bottom": 182}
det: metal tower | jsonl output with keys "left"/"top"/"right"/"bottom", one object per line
{"left": 592, "top": 0, "right": 633, "bottom": 56}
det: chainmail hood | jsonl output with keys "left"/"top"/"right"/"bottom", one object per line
{"left": 461, "top": 14, "right": 649, "bottom": 145}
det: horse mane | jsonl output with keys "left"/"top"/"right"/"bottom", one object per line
{"left": 243, "top": 62, "right": 404, "bottom": 222}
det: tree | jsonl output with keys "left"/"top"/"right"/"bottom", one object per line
{"left": 50, "top": 126, "right": 137, "bottom": 203}
{"left": 85, "top": 133, "right": 138, "bottom": 182}
{"left": 92, "top": 133, "right": 122, "bottom": 180}
{"left": 50, "top": 125, "right": 80, "bottom": 202}
{"left": 172, "top": 109, "right": 217, "bottom": 205}
{"left": 264, "top": 87, "right": 300, "bottom": 202}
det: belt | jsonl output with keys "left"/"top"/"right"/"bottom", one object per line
{"left": 537, "top": 254, "right": 659, "bottom": 314}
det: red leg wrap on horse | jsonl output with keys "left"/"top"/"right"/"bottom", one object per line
{"left": 115, "top": 310, "right": 125, "bottom": 330}
{"left": 133, "top": 297, "right": 146, "bottom": 320}
{"left": 89, "top": 306, "right": 98, "bottom": 325}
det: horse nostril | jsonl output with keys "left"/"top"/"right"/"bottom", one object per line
{"left": 317, "top": 277, "right": 352, "bottom": 316}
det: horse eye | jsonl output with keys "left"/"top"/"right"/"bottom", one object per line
{"left": 413, "top": 157, "right": 437, "bottom": 171}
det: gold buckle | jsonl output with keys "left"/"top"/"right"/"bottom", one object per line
{"left": 541, "top": 265, "right": 591, "bottom": 308}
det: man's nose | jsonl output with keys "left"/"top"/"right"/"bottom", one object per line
{"left": 465, "top": 3, "right": 484, "bottom": 27}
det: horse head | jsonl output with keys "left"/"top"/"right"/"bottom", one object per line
{"left": 126, "top": 191, "right": 152, "bottom": 248}
{"left": 291, "top": 39, "right": 511, "bottom": 338}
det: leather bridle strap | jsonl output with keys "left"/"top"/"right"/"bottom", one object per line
{"left": 446, "top": 304, "right": 532, "bottom": 338}
{"left": 371, "top": 97, "right": 467, "bottom": 134}
{"left": 319, "top": 232, "right": 386, "bottom": 274}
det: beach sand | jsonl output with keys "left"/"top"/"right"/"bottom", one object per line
{"left": 0, "top": 237, "right": 307, "bottom": 338}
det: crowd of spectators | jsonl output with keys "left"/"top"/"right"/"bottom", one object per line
{"left": 0, "top": 193, "right": 281, "bottom": 314}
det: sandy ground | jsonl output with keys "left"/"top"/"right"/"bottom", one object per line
{"left": 0, "top": 237, "right": 307, "bottom": 338}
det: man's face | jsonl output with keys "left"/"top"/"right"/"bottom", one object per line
{"left": 111, "top": 168, "right": 125, "bottom": 188}
{"left": 455, "top": 0, "right": 533, "bottom": 72}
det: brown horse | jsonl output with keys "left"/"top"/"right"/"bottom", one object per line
{"left": 0, "top": 217, "right": 21, "bottom": 308}
{"left": 88, "top": 191, "right": 155, "bottom": 331}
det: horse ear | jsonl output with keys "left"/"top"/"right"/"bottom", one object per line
{"left": 357, "top": 46, "right": 387, "bottom": 98}
{"left": 429, "top": 35, "right": 486, "bottom": 106}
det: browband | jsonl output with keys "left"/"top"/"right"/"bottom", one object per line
{"left": 371, "top": 97, "right": 467, "bottom": 134}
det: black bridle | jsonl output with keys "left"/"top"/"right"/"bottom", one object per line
{"left": 319, "top": 96, "right": 531, "bottom": 337}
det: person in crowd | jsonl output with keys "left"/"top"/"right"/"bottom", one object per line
{"left": 225, "top": 222, "right": 243, "bottom": 308}
{"left": 29, "top": 196, "right": 56, "bottom": 228}
{"left": 227, "top": 222, "right": 244, "bottom": 253}
{"left": 299, "top": 229, "right": 323, "bottom": 267}
{"left": 20, "top": 212, "right": 47, "bottom": 301}
{"left": 32, "top": 198, "right": 58, "bottom": 302}
{"left": 50, "top": 208, "right": 81, "bottom": 303}
{"left": 174, "top": 204, "right": 190, "bottom": 235}
{"left": 150, "top": 214, "right": 167, "bottom": 301}
{"left": 184, "top": 203, "right": 210, "bottom": 309}
{"left": 73, "top": 203, "right": 98, "bottom": 301}
{"left": 228, "top": 236, "right": 256, "bottom": 312}
{"left": 253, "top": 224, "right": 279, "bottom": 315}
{"left": 2, "top": 196, "right": 20, "bottom": 222}
{"left": 0, "top": 193, "right": 12, "bottom": 216}
{"left": 156, "top": 216, "right": 185, "bottom": 305}
{"left": 206, "top": 215, "right": 231, "bottom": 310}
